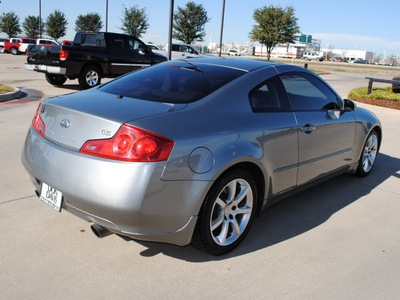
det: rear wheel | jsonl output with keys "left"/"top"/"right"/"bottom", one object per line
{"left": 11, "top": 47, "right": 18, "bottom": 55}
{"left": 355, "top": 130, "right": 379, "bottom": 177}
{"left": 192, "top": 169, "right": 258, "bottom": 255}
{"left": 45, "top": 73, "right": 67, "bottom": 86}
{"left": 78, "top": 65, "right": 101, "bottom": 89}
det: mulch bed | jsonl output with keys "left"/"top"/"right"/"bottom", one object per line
{"left": 349, "top": 97, "right": 400, "bottom": 110}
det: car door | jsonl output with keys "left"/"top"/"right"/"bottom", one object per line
{"left": 108, "top": 36, "right": 134, "bottom": 75}
{"left": 279, "top": 71, "right": 356, "bottom": 185}
{"left": 125, "top": 37, "right": 152, "bottom": 71}
{"left": 249, "top": 75, "right": 298, "bottom": 194}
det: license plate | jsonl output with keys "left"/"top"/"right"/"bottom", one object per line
{"left": 39, "top": 65, "right": 47, "bottom": 71}
{"left": 40, "top": 183, "right": 63, "bottom": 212}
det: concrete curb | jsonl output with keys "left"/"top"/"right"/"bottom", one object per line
{"left": 0, "top": 86, "right": 25, "bottom": 102}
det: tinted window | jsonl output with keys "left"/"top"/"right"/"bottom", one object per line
{"left": 100, "top": 61, "right": 246, "bottom": 104}
{"left": 249, "top": 76, "right": 290, "bottom": 112}
{"left": 281, "top": 72, "right": 339, "bottom": 110}
{"left": 81, "top": 34, "right": 104, "bottom": 47}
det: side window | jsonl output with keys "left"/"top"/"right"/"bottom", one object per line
{"left": 81, "top": 34, "right": 105, "bottom": 47}
{"left": 111, "top": 37, "right": 125, "bottom": 50}
{"left": 249, "top": 76, "right": 291, "bottom": 112}
{"left": 280, "top": 72, "right": 339, "bottom": 110}
{"left": 171, "top": 45, "right": 180, "bottom": 51}
{"left": 182, "top": 46, "right": 195, "bottom": 54}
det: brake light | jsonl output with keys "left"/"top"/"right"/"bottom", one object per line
{"left": 80, "top": 125, "right": 174, "bottom": 162}
{"left": 32, "top": 103, "right": 45, "bottom": 137}
{"left": 60, "top": 49, "right": 69, "bottom": 61}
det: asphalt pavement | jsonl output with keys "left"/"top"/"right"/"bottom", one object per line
{"left": 0, "top": 54, "right": 399, "bottom": 299}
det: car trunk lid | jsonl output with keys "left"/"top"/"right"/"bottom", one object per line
{"left": 39, "top": 88, "right": 186, "bottom": 151}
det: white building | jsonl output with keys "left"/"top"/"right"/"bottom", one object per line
{"left": 321, "top": 48, "right": 374, "bottom": 62}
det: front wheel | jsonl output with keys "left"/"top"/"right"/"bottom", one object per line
{"left": 192, "top": 169, "right": 258, "bottom": 255}
{"left": 0, "top": 47, "right": 5, "bottom": 54}
{"left": 78, "top": 65, "right": 101, "bottom": 89}
{"left": 355, "top": 130, "right": 379, "bottom": 177}
{"left": 45, "top": 73, "right": 67, "bottom": 86}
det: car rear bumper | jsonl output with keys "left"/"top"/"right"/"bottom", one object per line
{"left": 21, "top": 128, "right": 207, "bottom": 246}
{"left": 25, "top": 63, "right": 66, "bottom": 75}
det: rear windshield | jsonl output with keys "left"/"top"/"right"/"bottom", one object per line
{"left": 100, "top": 61, "right": 246, "bottom": 103}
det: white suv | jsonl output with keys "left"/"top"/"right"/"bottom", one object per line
{"left": 303, "top": 52, "right": 324, "bottom": 61}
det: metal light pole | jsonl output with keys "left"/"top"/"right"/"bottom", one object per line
{"left": 167, "top": 0, "right": 174, "bottom": 60}
{"left": 105, "top": 0, "right": 108, "bottom": 32}
{"left": 39, "top": 0, "right": 42, "bottom": 38}
{"left": 219, "top": 0, "right": 225, "bottom": 57}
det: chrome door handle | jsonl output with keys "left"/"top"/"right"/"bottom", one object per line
{"left": 301, "top": 123, "right": 316, "bottom": 133}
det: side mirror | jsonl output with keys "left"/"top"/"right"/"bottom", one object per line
{"left": 138, "top": 45, "right": 149, "bottom": 55}
{"left": 343, "top": 99, "right": 357, "bottom": 112}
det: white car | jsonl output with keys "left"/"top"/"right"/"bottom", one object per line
{"left": 228, "top": 50, "right": 241, "bottom": 56}
{"left": 153, "top": 43, "right": 211, "bottom": 60}
{"left": 303, "top": 52, "right": 324, "bottom": 61}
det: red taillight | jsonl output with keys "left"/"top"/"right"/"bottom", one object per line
{"left": 32, "top": 103, "right": 45, "bottom": 137}
{"left": 60, "top": 49, "right": 69, "bottom": 61}
{"left": 80, "top": 125, "right": 174, "bottom": 162}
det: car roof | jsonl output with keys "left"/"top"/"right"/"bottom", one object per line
{"left": 178, "top": 57, "right": 280, "bottom": 72}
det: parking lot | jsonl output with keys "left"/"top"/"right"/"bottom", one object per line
{"left": 1, "top": 54, "right": 399, "bottom": 299}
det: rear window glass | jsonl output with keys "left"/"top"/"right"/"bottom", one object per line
{"left": 100, "top": 61, "right": 246, "bottom": 103}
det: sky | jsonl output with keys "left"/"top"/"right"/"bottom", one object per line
{"left": 0, "top": 0, "right": 399, "bottom": 56}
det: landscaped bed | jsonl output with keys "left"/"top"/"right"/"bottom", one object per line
{"left": 349, "top": 87, "right": 400, "bottom": 110}
{"left": 0, "top": 83, "right": 14, "bottom": 94}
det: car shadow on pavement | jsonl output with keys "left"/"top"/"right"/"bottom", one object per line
{"left": 123, "top": 153, "right": 399, "bottom": 261}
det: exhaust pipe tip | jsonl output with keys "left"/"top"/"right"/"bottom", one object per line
{"left": 90, "top": 224, "right": 112, "bottom": 238}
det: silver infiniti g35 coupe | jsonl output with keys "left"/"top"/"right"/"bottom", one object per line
{"left": 22, "top": 57, "right": 381, "bottom": 255}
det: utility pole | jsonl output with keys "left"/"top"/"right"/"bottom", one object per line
{"left": 219, "top": 0, "right": 225, "bottom": 57}
{"left": 168, "top": 0, "right": 174, "bottom": 60}
{"left": 39, "top": 0, "right": 42, "bottom": 38}
{"left": 105, "top": 0, "right": 108, "bottom": 32}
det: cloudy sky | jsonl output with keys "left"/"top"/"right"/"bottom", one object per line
{"left": 1, "top": 0, "right": 399, "bottom": 55}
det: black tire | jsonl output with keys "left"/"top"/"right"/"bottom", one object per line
{"left": 45, "top": 73, "right": 67, "bottom": 86}
{"left": 192, "top": 169, "right": 258, "bottom": 255}
{"left": 355, "top": 130, "right": 379, "bottom": 177}
{"left": 11, "top": 47, "right": 18, "bottom": 55}
{"left": 78, "top": 65, "right": 101, "bottom": 89}
{"left": 0, "top": 47, "right": 5, "bottom": 54}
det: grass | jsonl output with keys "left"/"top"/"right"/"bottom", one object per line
{"left": 349, "top": 87, "right": 400, "bottom": 102}
{"left": 0, "top": 83, "right": 14, "bottom": 94}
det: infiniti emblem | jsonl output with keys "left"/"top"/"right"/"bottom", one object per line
{"left": 60, "top": 119, "right": 70, "bottom": 128}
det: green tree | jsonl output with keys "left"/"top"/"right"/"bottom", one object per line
{"left": 23, "top": 16, "right": 44, "bottom": 38}
{"left": 75, "top": 12, "right": 103, "bottom": 32}
{"left": 45, "top": 10, "right": 68, "bottom": 40}
{"left": 173, "top": 1, "right": 209, "bottom": 44}
{"left": 0, "top": 11, "right": 21, "bottom": 38}
{"left": 249, "top": 5, "right": 300, "bottom": 61}
{"left": 120, "top": 6, "right": 149, "bottom": 38}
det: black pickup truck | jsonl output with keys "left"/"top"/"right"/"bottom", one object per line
{"left": 25, "top": 31, "right": 167, "bottom": 89}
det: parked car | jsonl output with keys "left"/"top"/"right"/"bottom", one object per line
{"left": 302, "top": 52, "right": 324, "bottom": 61}
{"left": 352, "top": 59, "right": 369, "bottom": 64}
{"left": 228, "top": 50, "right": 241, "bottom": 56}
{"left": 153, "top": 43, "right": 211, "bottom": 60}
{"left": 21, "top": 57, "right": 381, "bottom": 255}
{"left": 0, "top": 38, "right": 10, "bottom": 53}
{"left": 4, "top": 37, "right": 36, "bottom": 55}
{"left": 36, "top": 38, "right": 60, "bottom": 46}
{"left": 25, "top": 31, "right": 167, "bottom": 89}
{"left": 62, "top": 40, "right": 73, "bottom": 46}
